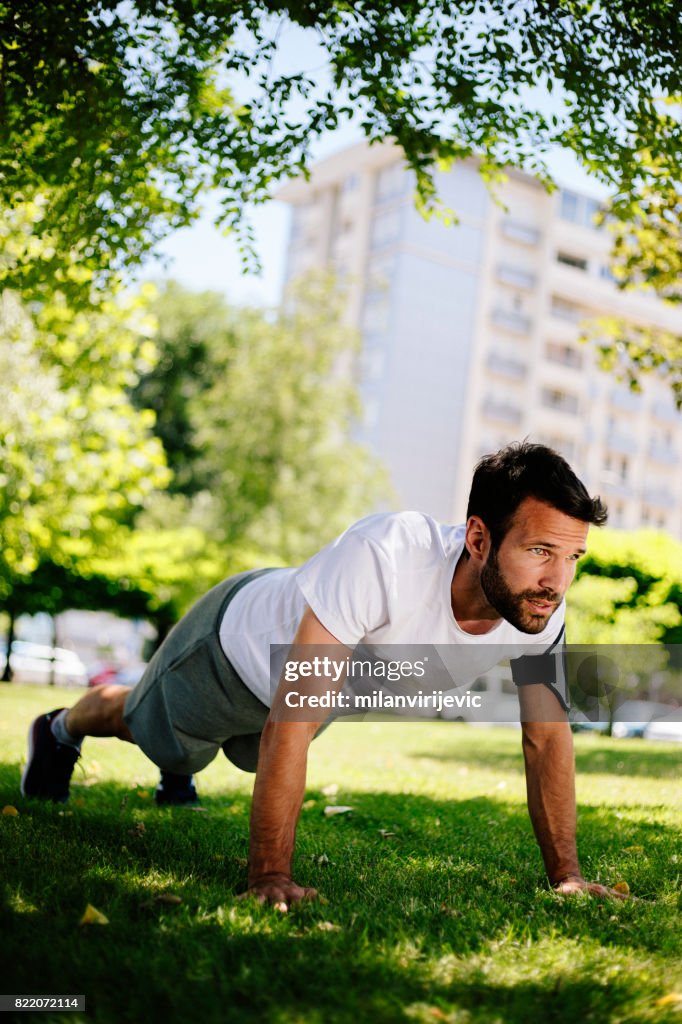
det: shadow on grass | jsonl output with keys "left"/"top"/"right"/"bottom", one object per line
{"left": 2, "top": 726, "right": 681, "bottom": 1024}
{"left": 411, "top": 728, "right": 682, "bottom": 779}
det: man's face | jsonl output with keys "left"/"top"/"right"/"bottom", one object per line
{"left": 479, "top": 496, "right": 589, "bottom": 634}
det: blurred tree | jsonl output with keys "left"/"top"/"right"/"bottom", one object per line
{"left": 566, "top": 528, "right": 682, "bottom": 717}
{"left": 131, "top": 282, "right": 236, "bottom": 496}
{"left": 568, "top": 528, "right": 682, "bottom": 646}
{"left": 137, "top": 274, "right": 390, "bottom": 566}
{"left": 2, "top": 0, "right": 682, "bottom": 304}
{"left": 0, "top": 286, "right": 170, "bottom": 604}
{"left": 580, "top": 111, "right": 682, "bottom": 406}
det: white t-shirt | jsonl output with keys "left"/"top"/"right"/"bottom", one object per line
{"left": 219, "top": 511, "right": 566, "bottom": 707}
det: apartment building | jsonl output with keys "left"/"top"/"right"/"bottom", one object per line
{"left": 278, "top": 142, "right": 682, "bottom": 531}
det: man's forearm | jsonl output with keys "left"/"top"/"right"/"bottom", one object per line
{"left": 248, "top": 720, "right": 317, "bottom": 884}
{"left": 522, "top": 721, "right": 581, "bottom": 884}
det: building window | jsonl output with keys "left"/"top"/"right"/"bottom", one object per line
{"left": 491, "top": 307, "right": 532, "bottom": 335}
{"left": 560, "top": 191, "right": 580, "bottom": 223}
{"left": 500, "top": 219, "right": 541, "bottom": 245}
{"left": 342, "top": 173, "right": 360, "bottom": 193}
{"left": 544, "top": 342, "right": 583, "bottom": 369}
{"left": 496, "top": 264, "right": 536, "bottom": 289}
{"left": 557, "top": 252, "right": 588, "bottom": 271}
{"left": 481, "top": 396, "right": 523, "bottom": 425}
{"left": 486, "top": 351, "right": 527, "bottom": 380}
{"left": 550, "top": 296, "right": 583, "bottom": 322}
{"left": 370, "top": 208, "right": 402, "bottom": 249}
{"left": 376, "top": 163, "right": 407, "bottom": 203}
{"left": 559, "top": 190, "right": 603, "bottom": 228}
{"left": 540, "top": 387, "right": 579, "bottom": 415}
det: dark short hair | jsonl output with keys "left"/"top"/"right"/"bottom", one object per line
{"left": 466, "top": 441, "right": 608, "bottom": 548}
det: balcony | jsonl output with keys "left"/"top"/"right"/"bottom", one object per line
{"left": 599, "top": 474, "right": 633, "bottom": 499}
{"left": 501, "top": 219, "right": 541, "bottom": 246}
{"left": 496, "top": 264, "right": 536, "bottom": 289}
{"left": 643, "top": 485, "right": 675, "bottom": 507}
{"left": 481, "top": 398, "right": 524, "bottom": 425}
{"left": 652, "top": 401, "right": 682, "bottom": 424}
{"left": 491, "top": 308, "right": 532, "bottom": 335}
{"left": 605, "top": 432, "right": 638, "bottom": 456}
{"left": 486, "top": 352, "right": 528, "bottom": 380}
{"left": 550, "top": 297, "right": 584, "bottom": 323}
{"left": 539, "top": 388, "right": 579, "bottom": 416}
{"left": 610, "top": 388, "right": 643, "bottom": 412}
{"left": 648, "top": 443, "right": 680, "bottom": 466}
{"left": 544, "top": 342, "right": 583, "bottom": 370}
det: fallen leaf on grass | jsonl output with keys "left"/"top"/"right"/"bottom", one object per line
{"left": 139, "top": 893, "right": 184, "bottom": 911}
{"left": 323, "top": 806, "right": 353, "bottom": 817}
{"left": 655, "top": 994, "right": 682, "bottom": 1007}
{"left": 623, "top": 845, "right": 644, "bottom": 855}
{"left": 316, "top": 921, "right": 341, "bottom": 932}
{"left": 321, "top": 784, "right": 338, "bottom": 797}
{"left": 612, "top": 881, "right": 630, "bottom": 895}
{"left": 302, "top": 799, "right": 317, "bottom": 811}
{"left": 79, "top": 904, "right": 109, "bottom": 926}
{"left": 378, "top": 829, "right": 396, "bottom": 838}
{"left": 317, "top": 853, "right": 329, "bottom": 865}
{"left": 2, "top": 805, "right": 19, "bottom": 816}
{"left": 128, "top": 822, "right": 146, "bottom": 837}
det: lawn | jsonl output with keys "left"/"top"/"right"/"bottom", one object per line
{"left": 1, "top": 684, "right": 681, "bottom": 1024}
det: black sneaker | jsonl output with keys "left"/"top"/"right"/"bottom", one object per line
{"left": 21, "top": 709, "right": 80, "bottom": 803}
{"left": 154, "top": 771, "right": 199, "bottom": 806}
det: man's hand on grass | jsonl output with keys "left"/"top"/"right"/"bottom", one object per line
{"left": 552, "top": 875, "right": 632, "bottom": 900}
{"left": 239, "top": 872, "right": 318, "bottom": 912}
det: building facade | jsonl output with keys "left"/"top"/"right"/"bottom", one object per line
{"left": 278, "top": 142, "right": 682, "bottom": 531}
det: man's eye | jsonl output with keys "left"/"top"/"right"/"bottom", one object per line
{"left": 531, "top": 548, "right": 547, "bottom": 555}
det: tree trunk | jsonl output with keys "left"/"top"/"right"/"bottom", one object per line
{"left": 2, "top": 607, "right": 15, "bottom": 682}
{"left": 49, "top": 613, "right": 58, "bottom": 686}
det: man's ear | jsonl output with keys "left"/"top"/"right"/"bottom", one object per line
{"left": 465, "top": 516, "right": 491, "bottom": 563}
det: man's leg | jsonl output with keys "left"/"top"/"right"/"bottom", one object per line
{"left": 21, "top": 684, "right": 134, "bottom": 802}
{"left": 65, "top": 683, "right": 135, "bottom": 741}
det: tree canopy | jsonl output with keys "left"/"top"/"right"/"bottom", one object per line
{"left": 3, "top": 0, "right": 682, "bottom": 302}
{"left": 136, "top": 275, "right": 390, "bottom": 566}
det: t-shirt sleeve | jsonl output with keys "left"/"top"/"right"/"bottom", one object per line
{"left": 509, "top": 619, "right": 570, "bottom": 711}
{"left": 295, "top": 530, "right": 391, "bottom": 645}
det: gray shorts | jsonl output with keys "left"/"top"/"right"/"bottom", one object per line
{"left": 123, "top": 570, "right": 275, "bottom": 775}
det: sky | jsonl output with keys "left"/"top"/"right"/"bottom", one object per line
{"left": 140, "top": 22, "right": 612, "bottom": 310}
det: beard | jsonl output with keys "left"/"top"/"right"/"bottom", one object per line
{"left": 479, "top": 546, "right": 560, "bottom": 634}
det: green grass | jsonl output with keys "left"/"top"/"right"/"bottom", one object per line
{"left": 1, "top": 684, "right": 681, "bottom": 1024}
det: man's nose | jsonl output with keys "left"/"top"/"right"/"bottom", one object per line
{"left": 538, "top": 562, "right": 570, "bottom": 596}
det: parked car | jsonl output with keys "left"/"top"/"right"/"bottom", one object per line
{"left": 643, "top": 711, "right": 682, "bottom": 743}
{"left": 571, "top": 700, "right": 675, "bottom": 737}
{"left": 440, "top": 665, "right": 521, "bottom": 726}
{"left": 0, "top": 641, "right": 87, "bottom": 686}
{"left": 88, "top": 662, "right": 147, "bottom": 688}
{"left": 611, "top": 700, "right": 674, "bottom": 739}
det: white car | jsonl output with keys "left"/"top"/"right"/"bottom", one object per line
{"left": 0, "top": 641, "right": 88, "bottom": 686}
{"left": 643, "top": 711, "right": 682, "bottom": 743}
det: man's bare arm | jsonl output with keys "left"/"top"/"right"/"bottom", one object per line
{"left": 242, "top": 606, "right": 346, "bottom": 910}
{"left": 519, "top": 684, "right": 629, "bottom": 899}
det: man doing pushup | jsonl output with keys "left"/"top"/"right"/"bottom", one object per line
{"left": 22, "top": 443, "right": 629, "bottom": 907}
